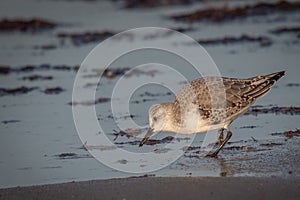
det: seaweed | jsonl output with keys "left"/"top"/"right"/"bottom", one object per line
{"left": 171, "top": 1, "right": 300, "bottom": 23}
{"left": 0, "top": 18, "right": 57, "bottom": 32}
{"left": 197, "top": 34, "right": 272, "bottom": 47}
{"left": 0, "top": 86, "right": 38, "bottom": 96}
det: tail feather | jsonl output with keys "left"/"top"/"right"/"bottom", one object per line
{"left": 246, "top": 80, "right": 275, "bottom": 99}
{"left": 244, "top": 71, "right": 285, "bottom": 99}
{"left": 263, "top": 71, "right": 285, "bottom": 82}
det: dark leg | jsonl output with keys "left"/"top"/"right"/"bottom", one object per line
{"left": 206, "top": 129, "right": 232, "bottom": 158}
{"left": 218, "top": 128, "right": 224, "bottom": 145}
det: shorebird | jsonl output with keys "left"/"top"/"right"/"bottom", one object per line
{"left": 139, "top": 71, "right": 285, "bottom": 157}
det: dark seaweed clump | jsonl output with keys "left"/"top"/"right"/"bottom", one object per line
{"left": 171, "top": 1, "right": 300, "bottom": 22}
{"left": 139, "top": 91, "right": 172, "bottom": 97}
{"left": 0, "top": 86, "right": 38, "bottom": 96}
{"left": 33, "top": 44, "right": 57, "bottom": 50}
{"left": 197, "top": 34, "right": 272, "bottom": 47}
{"left": 55, "top": 153, "right": 92, "bottom": 160}
{"left": 270, "top": 26, "right": 300, "bottom": 35}
{"left": 245, "top": 106, "right": 300, "bottom": 116}
{"left": 68, "top": 97, "right": 110, "bottom": 106}
{"left": 0, "top": 64, "right": 79, "bottom": 75}
{"left": 43, "top": 87, "right": 65, "bottom": 95}
{"left": 0, "top": 66, "right": 10, "bottom": 74}
{"left": 1, "top": 120, "right": 21, "bottom": 124}
{"left": 272, "top": 129, "right": 300, "bottom": 138}
{"left": 21, "top": 74, "right": 53, "bottom": 81}
{"left": 57, "top": 31, "right": 115, "bottom": 46}
{"left": 122, "top": 0, "right": 194, "bottom": 8}
{"left": 115, "top": 136, "right": 174, "bottom": 146}
{"left": 0, "top": 18, "right": 57, "bottom": 32}
{"left": 270, "top": 26, "right": 300, "bottom": 40}
{"left": 284, "top": 129, "right": 300, "bottom": 138}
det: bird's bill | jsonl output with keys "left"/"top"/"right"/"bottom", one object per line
{"left": 139, "top": 128, "right": 154, "bottom": 147}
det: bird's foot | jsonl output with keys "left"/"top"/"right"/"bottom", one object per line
{"left": 205, "top": 152, "right": 218, "bottom": 158}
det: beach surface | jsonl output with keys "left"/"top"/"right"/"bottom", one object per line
{"left": 1, "top": 176, "right": 300, "bottom": 200}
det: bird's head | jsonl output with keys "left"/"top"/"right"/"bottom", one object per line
{"left": 139, "top": 103, "right": 173, "bottom": 147}
{"left": 148, "top": 104, "right": 167, "bottom": 132}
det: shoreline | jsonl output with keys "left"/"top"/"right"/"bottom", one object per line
{"left": 1, "top": 176, "right": 299, "bottom": 200}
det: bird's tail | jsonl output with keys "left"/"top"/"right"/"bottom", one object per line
{"left": 262, "top": 71, "right": 285, "bottom": 82}
{"left": 244, "top": 71, "right": 285, "bottom": 99}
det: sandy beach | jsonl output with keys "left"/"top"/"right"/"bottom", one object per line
{"left": 1, "top": 176, "right": 300, "bottom": 200}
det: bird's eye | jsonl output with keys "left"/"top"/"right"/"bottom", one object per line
{"left": 153, "top": 117, "right": 157, "bottom": 121}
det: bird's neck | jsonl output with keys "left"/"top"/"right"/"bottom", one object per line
{"left": 160, "top": 103, "right": 178, "bottom": 133}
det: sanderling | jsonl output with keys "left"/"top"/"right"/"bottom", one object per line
{"left": 139, "top": 71, "right": 285, "bottom": 157}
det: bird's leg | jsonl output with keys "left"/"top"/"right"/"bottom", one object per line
{"left": 206, "top": 129, "right": 232, "bottom": 158}
{"left": 218, "top": 128, "right": 224, "bottom": 145}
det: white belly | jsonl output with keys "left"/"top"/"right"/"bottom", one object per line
{"left": 175, "top": 110, "right": 226, "bottom": 134}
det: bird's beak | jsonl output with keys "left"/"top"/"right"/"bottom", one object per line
{"left": 139, "top": 128, "right": 154, "bottom": 147}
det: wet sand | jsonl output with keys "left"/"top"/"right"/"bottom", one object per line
{"left": 1, "top": 176, "right": 299, "bottom": 200}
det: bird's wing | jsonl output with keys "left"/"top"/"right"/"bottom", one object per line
{"left": 222, "top": 78, "right": 256, "bottom": 118}
{"left": 224, "top": 71, "right": 284, "bottom": 114}
{"left": 173, "top": 72, "right": 284, "bottom": 124}
{"left": 173, "top": 77, "right": 226, "bottom": 124}
{"left": 173, "top": 72, "right": 283, "bottom": 124}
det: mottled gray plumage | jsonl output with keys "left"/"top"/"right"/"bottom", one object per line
{"left": 140, "top": 71, "right": 285, "bottom": 157}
